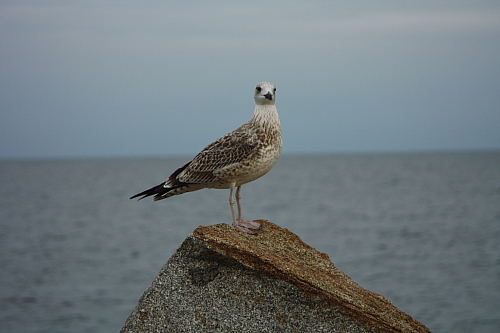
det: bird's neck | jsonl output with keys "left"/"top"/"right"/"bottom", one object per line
{"left": 251, "top": 104, "right": 281, "bottom": 132}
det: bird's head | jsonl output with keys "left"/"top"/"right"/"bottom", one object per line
{"left": 254, "top": 82, "right": 276, "bottom": 106}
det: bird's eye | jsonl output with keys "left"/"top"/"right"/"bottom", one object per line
{"left": 256, "top": 87, "right": 262, "bottom": 92}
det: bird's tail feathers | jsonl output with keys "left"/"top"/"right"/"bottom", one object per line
{"left": 130, "top": 160, "right": 198, "bottom": 201}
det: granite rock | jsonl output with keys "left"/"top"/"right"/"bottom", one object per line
{"left": 120, "top": 220, "right": 430, "bottom": 333}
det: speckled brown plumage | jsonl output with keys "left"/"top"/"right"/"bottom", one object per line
{"left": 131, "top": 82, "right": 282, "bottom": 234}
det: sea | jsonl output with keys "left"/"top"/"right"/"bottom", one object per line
{"left": 0, "top": 151, "right": 499, "bottom": 333}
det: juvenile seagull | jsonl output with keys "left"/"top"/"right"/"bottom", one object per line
{"left": 130, "top": 82, "right": 282, "bottom": 235}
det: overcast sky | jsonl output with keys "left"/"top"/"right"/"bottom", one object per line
{"left": 1, "top": 1, "right": 499, "bottom": 159}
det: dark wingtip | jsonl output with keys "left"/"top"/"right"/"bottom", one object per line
{"left": 129, "top": 194, "right": 145, "bottom": 200}
{"left": 129, "top": 183, "right": 165, "bottom": 201}
{"left": 130, "top": 183, "right": 187, "bottom": 201}
{"left": 130, "top": 160, "right": 192, "bottom": 201}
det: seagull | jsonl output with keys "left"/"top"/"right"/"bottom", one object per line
{"left": 130, "top": 82, "right": 282, "bottom": 235}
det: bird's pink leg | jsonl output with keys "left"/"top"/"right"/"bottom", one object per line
{"left": 235, "top": 185, "right": 261, "bottom": 230}
{"left": 229, "top": 185, "right": 257, "bottom": 234}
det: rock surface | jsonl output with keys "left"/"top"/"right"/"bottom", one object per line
{"left": 120, "top": 220, "right": 431, "bottom": 333}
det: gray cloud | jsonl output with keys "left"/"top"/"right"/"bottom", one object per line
{"left": 1, "top": 1, "right": 499, "bottom": 158}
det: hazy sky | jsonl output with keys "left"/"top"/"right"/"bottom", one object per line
{"left": 1, "top": 1, "right": 499, "bottom": 159}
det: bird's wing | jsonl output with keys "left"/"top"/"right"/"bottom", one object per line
{"left": 174, "top": 123, "right": 260, "bottom": 184}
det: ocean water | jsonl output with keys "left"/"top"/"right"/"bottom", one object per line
{"left": 0, "top": 151, "right": 499, "bottom": 333}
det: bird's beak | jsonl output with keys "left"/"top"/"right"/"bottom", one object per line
{"left": 264, "top": 92, "right": 273, "bottom": 100}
